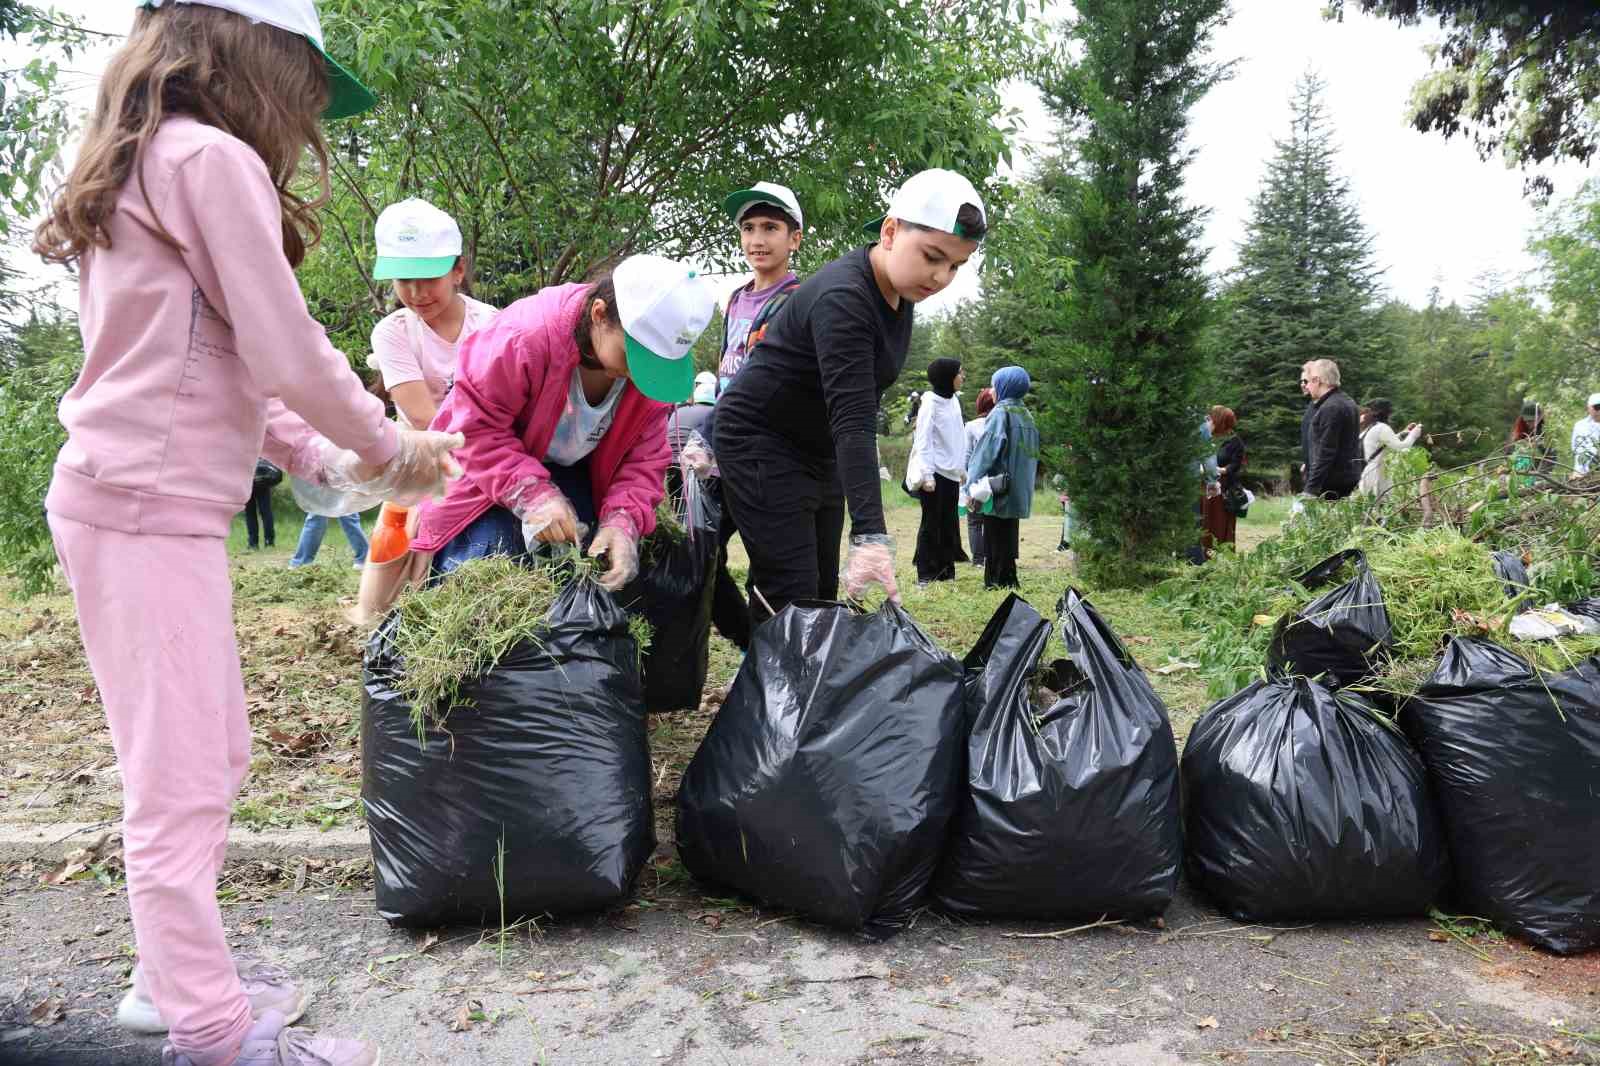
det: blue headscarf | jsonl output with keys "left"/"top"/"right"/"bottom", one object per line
{"left": 992, "top": 366, "right": 1031, "bottom": 402}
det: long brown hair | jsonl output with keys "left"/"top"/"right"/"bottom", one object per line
{"left": 33, "top": 4, "right": 332, "bottom": 268}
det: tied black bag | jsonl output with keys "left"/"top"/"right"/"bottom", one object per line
{"left": 616, "top": 476, "right": 719, "bottom": 712}
{"left": 361, "top": 579, "right": 654, "bottom": 927}
{"left": 1267, "top": 549, "right": 1393, "bottom": 688}
{"left": 932, "top": 591, "right": 1183, "bottom": 919}
{"left": 1402, "top": 638, "right": 1600, "bottom": 955}
{"left": 1182, "top": 676, "right": 1450, "bottom": 922}
{"left": 675, "top": 601, "right": 965, "bottom": 937}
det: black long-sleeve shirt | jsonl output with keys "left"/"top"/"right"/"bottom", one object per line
{"left": 714, "top": 247, "right": 912, "bottom": 536}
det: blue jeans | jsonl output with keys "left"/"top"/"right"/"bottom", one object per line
{"left": 432, "top": 459, "right": 597, "bottom": 577}
{"left": 288, "top": 513, "right": 369, "bottom": 567}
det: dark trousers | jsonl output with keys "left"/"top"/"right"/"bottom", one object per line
{"left": 913, "top": 474, "right": 966, "bottom": 582}
{"left": 243, "top": 482, "right": 275, "bottom": 548}
{"left": 968, "top": 512, "right": 987, "bottom": 564}
{"left": 719, "top": 444, "right": 845, "bottom": 626}
{"left": 984, "top": 517, "right": 1020, "bottom": 589}
{"left": 712, "top": 506, "right": 753, "bottom": 650}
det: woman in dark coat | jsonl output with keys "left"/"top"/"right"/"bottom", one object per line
{"left": 1201, "top": 406, "right": 1244, "bottom": 553}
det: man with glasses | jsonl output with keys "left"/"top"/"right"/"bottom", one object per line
{"left": 1573, "top": 393, "right": 1600, "bottom": 477}
{"left": 1302, "top": 359, "right": 1361, "bottom": 500}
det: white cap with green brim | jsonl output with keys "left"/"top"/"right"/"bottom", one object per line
{"left": 722, "top": 181, "right": 804, "bottom": 230}
{"left": 615, "top": 255, "right": 716, "bottom": 405}
{"left": 141, "top": 0, "right": 376, "bottom": 119}
{"left": 373, "top": 198, "right": 462, "bottom": 281}
{"left": 861, "top": 168, "right": 986, "bottom": 239}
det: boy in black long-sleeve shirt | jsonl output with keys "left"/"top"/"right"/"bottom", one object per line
{"left": 716, "top": 169, "right": 987, "bottom": 621}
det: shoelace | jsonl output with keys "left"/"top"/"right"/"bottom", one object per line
{"left": 236, "top": 958, "right": 293, "bottom": 991}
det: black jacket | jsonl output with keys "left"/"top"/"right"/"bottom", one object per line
{"left": 1305, "top": 387, "right": 1361, "bottom": 498}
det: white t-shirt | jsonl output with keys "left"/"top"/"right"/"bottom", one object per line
{"left": 1572, "top": 416, "right": 1600, "bottom": 475}
{"left": 370, "top": 295, "right": 498, "bottom": 414}
{"left": 544, "top": 369, "right": 625, "bottom": 467}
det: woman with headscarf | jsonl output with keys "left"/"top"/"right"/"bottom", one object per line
{"left": 967, "top": 366, "right": 1039, "bottom": 590}
{"left": 906, "top": 357, "right": 970, "bottom": 583}
{"left": 1357, "top": 398, "right": 1421, "bottom": 499}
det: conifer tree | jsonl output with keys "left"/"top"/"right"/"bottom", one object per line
{"left": 1214, "top": 73, "right": 1391, "bottom": 472}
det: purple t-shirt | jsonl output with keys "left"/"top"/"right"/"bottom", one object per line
{"left": 717, "top": 271, "right": 798, "bottom": 391}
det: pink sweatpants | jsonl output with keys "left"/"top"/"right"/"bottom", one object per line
{"left": 50, "top": 515, "right": 253, "bottom": 1065}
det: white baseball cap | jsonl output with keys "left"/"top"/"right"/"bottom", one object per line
{"left": 723, "top": 182, "right": 804, "bottom": 230}
{"left": 373, "top": 199, "right": 462, "bottom": 280}
{"left": 693, "top": 371, "right": 717, "bottom": 405}
{"left": 1589, "top": 392, "right": 1600, "bottom": 408}
{"left": 862, "top": 168, "right": 986, "bottom": 240}
{"left": 614, "top": 255, "right": 716, "bottom": 404}
{"left": 141, "top": 0, "right": 375, "bottom": 119}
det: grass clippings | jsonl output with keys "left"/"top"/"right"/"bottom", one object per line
{"left": 1244, "top": 1011, "right": 1599, "bottom": 1065}
{"left": 389, "top": 556, "right": 583, "bottom": 727}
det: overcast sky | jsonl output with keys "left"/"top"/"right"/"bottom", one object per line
{"left": 11, "top": 0, "right": 1596, "bottom": 315}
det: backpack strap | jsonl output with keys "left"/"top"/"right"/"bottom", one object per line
{"left": 743, "top": 277, "right": 802, "bottom": 354}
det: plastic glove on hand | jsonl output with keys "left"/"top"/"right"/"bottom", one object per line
{"left": 681, "top": 434, "right": 715, "bottom": 479}
{"left": 347, "top": 429, "right": 466, "bottom": 505}
{"left": 920, "top": 477, "right": 936, "bottom": 493}
{"left": 843, "top": 535, "right": 900, "bottom": 605}
{"left": 518, "top": 492, "right": 581, "bottom": 547}
{"left": 589, "top": 524, "right": 639, "bottom": 592}
{"left": 968, "top": 477, "right": 994, "bottom": 504}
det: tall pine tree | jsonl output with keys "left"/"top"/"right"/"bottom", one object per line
{"left": 1001, "top": 0, "right": 1228, "bottom": 583}
{"left": 1216, "top": 73, "right": 1390, "bottom": 472}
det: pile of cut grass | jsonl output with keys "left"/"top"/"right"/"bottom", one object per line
{"left": 387, "top": 554, "right": 653, "bottom": 731}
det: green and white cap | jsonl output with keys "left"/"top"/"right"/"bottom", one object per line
{"left": 141, "top": 0, "right": 376, "bottom": 119}
{"left": 862, "top": 168, "right": 986, "bottom": 238}
{"left": 615, "top": 254, "right": 715, "bottom": 404}
{"left": 722, "top": 181, "right": 804, "bottom": 230}
{"left": 373, "top": 198, "right": 461, "bottom": 281}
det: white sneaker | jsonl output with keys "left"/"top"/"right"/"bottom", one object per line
{"left": 119, "top": 959, "right": 310, "bottom": 1035}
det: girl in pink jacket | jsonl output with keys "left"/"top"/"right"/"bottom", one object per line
{"left": 413, "top": 254, "right": 716, "bottom": 591}
{"left": 31, "top": 3, "right": 461, "bottom": 1065}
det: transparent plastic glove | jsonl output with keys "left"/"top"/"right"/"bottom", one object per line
{"left": 513, "top": 484, "right": 581, "bottom": 547}
{"left": 338, "top": 429, "right": 465, "bottom": 502}
{"left": 920, "top": 477, "right": 936, "bottom": 493}
{"left": 589, "top": 523, "right": 640, "bottom": 592}
{"left": 299, "top": 429, "right": 465, "bottom": 515}
{"left": 968, "top": 476, "right": 994, "bottom": 503}
{"left": 681, "top": 433, "right": 715, "bottom": 479}
{"left": 844, "top": 533, "right": 900, "bottom": 604}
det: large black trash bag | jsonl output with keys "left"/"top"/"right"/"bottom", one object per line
{"left": 362, "top": 579, "right": 654, "bottom": 927}
{"left": 1401, "top": 638, "right": 1600, "bottom": 954}
{"left": 933, "top": 591, "right": 1183, "bottom": 919}
{"left": 1267, "top": 549, "right": 1393, "bottom": 688}
{"left": 616, "top": 477, "right": 720, "bottom": 712}
{"left": 1182, "top": 676, "right": 1450, "bottom": 921}
{"left": 675, "top": 601, "right": 965, "bottom": 936}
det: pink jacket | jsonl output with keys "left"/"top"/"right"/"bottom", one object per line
{"left": 411, "top": 283, "right": 669, "bottom": 552}
{"left": 44, "top": 117, "right": 396, "bottom": 537}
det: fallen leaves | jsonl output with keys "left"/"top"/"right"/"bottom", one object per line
{"left": 41, "top": 833, "right": 121, "bottom": 887}
{"left": 1195, "top": 1015, "right": 1219, "bottom": 1030}
{"left": 27, "top": 999, "right": 65, "bottom": 1027}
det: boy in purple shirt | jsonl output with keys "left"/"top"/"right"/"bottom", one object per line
{"left": 699, "top": 181, "right": 805, "bottom": 649}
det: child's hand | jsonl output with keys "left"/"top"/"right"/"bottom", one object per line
{"left": 589, "top": 524, "right": 639, "bottom": 591}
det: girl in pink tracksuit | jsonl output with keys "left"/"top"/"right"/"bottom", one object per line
{"left": 31, "top": 3, "right": 461, "bottom": 1065}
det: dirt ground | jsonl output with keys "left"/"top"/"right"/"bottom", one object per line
{"left": 1, "top": 855, "right": 1595, "bottom": 1065}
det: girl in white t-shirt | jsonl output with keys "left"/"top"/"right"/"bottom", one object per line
{"left": 368, "top": 198, "right": 498, "bottom": 428}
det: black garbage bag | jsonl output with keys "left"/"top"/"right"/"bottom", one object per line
{"left": 1267, "top": 549, "right": 1393, "bottom": 688}
{"left": 1401, "top": 638, "right": 1600, "bottom": 954}
{"left": 1491, "top": 550, "right": 1531, "bottom": 605}
{"left": 1182, "top": 676, "right": 1449, "bottom": 921}
{"left": 932, "top": 591, "right": 1183, "bottom": 919}
{"left": 675, "top": 601, "right": 965, "bottom": 936}
{"left": 362, "top": 579, "right": 654, "bottom": 927}
{"left": 1564, "top": 598, "right": 1600, "bottom": 626}
{"left": 617, "top": 477, "right": 720, "bottom": 712}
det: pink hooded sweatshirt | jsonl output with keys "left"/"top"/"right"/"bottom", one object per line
{"left": 411, "top": 283, "right": 668, "bottom": 552}
{"left": 45, "top": 117, "right": 397, "bottom": 537}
